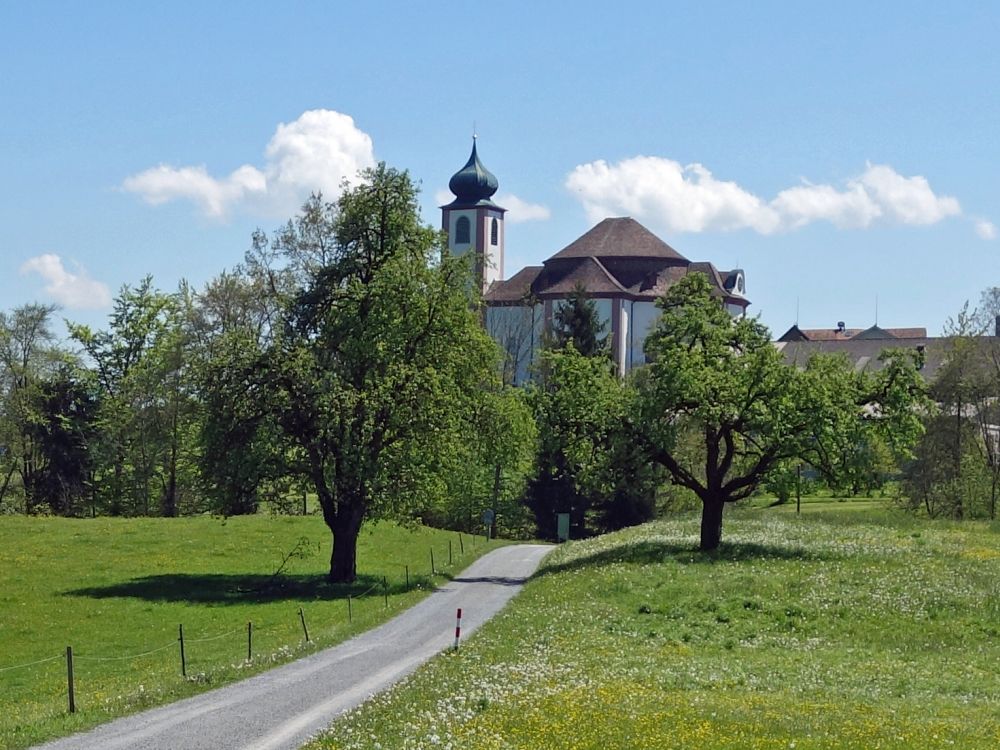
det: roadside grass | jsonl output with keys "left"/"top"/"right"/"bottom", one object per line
{"left": 0, "top": 515, "right": 500, "bottom": 750}
{"left": 309, "top": 504, "right": 1000, "bottom": 750}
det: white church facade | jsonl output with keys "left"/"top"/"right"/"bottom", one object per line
{"left": 441, "top": 141, "right": 749, "bottom": 382}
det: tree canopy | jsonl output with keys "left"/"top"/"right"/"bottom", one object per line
{"left": 637, "top": 273, "right": 926, "bottom": 550}
{"left": 264, "top": 165, "right": 505, "bottom": 581}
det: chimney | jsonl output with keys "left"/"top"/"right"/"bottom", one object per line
{"left": 836, "top": 321, "right": 846, "bottom": 333}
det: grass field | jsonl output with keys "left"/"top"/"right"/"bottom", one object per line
{"left": 307, "top": 501, "right": 1000, "bottom": 750}
{"left": 0, "top": 514, "right": 500, "bottom": 750}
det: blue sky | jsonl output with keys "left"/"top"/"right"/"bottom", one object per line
{"left": 2, "top": 1, "right": 997, "bottom": 337}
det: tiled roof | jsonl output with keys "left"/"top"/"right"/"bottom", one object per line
{"left": 484, "top": 266, "right": 543, "bottom": 303}
{"left": 776, "top": 337, "right": 944, "bottom": 379}
{"left": 777, "top": 326, "right": 929, "bottom": 342}
{"left": 687, "top": 262, "right": 730, "bottom": 298}
{"left": 484, "top": 216, "right": 748, "bottom": 308}
{"left": 536, "top": 257, "right": 628, "bottom": 297}
{"left": 884, "top": 328, "right": 929, "bottom": 339}
{"left": 549, "top": 217, "right": 689, "bottom": 261}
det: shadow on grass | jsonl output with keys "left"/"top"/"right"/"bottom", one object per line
{"left": 65, "top": 573, "right": 433, "bottom": 605}
{"left": 534, "top": 538, "right": 837, "bottom": 579}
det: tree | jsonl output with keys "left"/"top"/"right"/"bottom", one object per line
{"left": 431, "top": 384, "right": 537, "bottom": 535}
{"left": 903, "top": 306, "right": 1000, "bottom": 520}
{"left": 974, "top": 286, "right": 1000, "bottom": 335}
{"left": 0, "top": 303, "right": 63, "bottom": 511}
{"left": 550, "top": 284, "right": 609, "bottom": 358}
{"left": 266, "top": 164, "right": 500, "bottom": 582}
{"left": 525, "top": 345, "right": 627, "bottom": 538}
{"left": 69, "top": 278, "right": 198, "bottom": 516}
{"left": 26, "top": 365, "right": 99, "bottom": 515}
{"left": 637, "top": 273, "right": 925, "bottom": 550}
{"left": 186, "top": 270, "right": 290, "bottom": 517}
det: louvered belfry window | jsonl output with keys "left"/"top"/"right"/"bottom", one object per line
{"left": 455, "top": 216, "right": 471, "bottom": 244}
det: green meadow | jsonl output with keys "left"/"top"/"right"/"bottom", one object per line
{"left": 0, "top": 515, "right": 499, "bottom": 750}
{"left": 309, "top": 501, "right": 1000, "bottom": 750}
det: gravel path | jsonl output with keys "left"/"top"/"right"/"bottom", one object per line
{"left": 34, "top": 544, "right": 552, "bottom": 750}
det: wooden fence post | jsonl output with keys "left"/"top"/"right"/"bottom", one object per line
{"left": 299, "top": 607, "right": 310, "bottom": 642}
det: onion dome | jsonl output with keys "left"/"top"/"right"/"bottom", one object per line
{"left": 446, "top": 139, "right": 499, "bottom": 205}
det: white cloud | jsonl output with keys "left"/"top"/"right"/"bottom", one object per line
{"left": 565, "top": 157, "right": 963, "bottom": 235}
{"left": 123, "top": 109, "right": 376, "bottom": 219}
{"left": 495, "top": 193, "right": 550, "bottom": 223}
{"left": 567, "top": 157, "right": 779, "bottom": 234}
{"left": 975, "top": 219, "right": 997, "bottom": 240}
{"left": 433, "top": 190, "right": 550, "bottom": 224}
{"left": 771, "top": 181, "right": 882, "bottom": 229}
{"left": 20, "top": 254, "right": 112, "bottom": 310}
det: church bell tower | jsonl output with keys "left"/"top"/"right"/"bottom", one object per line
{"left": 441, "top": 138, "right": 506, "bottom": 294}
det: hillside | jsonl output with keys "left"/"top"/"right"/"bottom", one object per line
{"left": 0, "top": 515, "right": 497, "bottom": 749}
{"left": 309, "top": 504, "right": 1000, "bottom": 749}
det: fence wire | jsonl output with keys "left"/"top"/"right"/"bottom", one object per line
{"left": 2, "top": 555, "right": 439, "bottom": 683}
{"left": 0, "top": 654, "right": 62, "bottom": 673}
{"left": 74, "top": 640, "right": 178, "bottom": 662}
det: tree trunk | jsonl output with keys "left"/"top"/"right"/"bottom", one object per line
{"left": 162, "top": 441, "right": 178, "bottom": 517}
{"left": 0, "top": 464, "right": 15, "bottom": 506}
{"left": 699, "top": 496, "right": 725, "bottom": 551}
{"left": 328, "top": 502, "right": 366, "bottom": 583}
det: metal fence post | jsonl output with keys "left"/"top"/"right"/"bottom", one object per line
{"left": 66, "top": 646, "right": 75, "bottom": 714}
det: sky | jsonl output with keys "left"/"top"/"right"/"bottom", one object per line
{"left": 2, "top": 1, "right": 998, "bottom": 338}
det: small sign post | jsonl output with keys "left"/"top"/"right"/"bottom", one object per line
{"left": 556, "top": 513, "right": 571, "bottom": 542}
{"left": 482, "top": 508, "right": 495, "bottom": 541}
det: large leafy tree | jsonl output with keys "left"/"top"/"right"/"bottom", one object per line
{"left": 637, "top": 273, "right": 925, "bottom": 550}
{"left": 70, "top": 279, "right": 198, "bottom": 516}
{"left": 185, "top": 268, "right": 289, "bottom": 516}
{"left": 432, "top": 384, "right": 537, "bottom": 535}
{"left": 526, "top": 345, "right": 625, "bottom": 538}
{"left": 266, "top": 164, "right": 500, "bottom": 582}
{"left": 526, "top": 344, "right": 660, "bottom": 539}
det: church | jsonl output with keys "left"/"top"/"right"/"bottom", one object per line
{"left": 441, "top": 141, "right": 750, "bottom": 382}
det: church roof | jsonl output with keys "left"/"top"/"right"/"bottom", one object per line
{"left": 484, "top": 216, "right": 748, "bottom": 307}
{"left": 536, "top": 256, "right": 629, "bottom": 297}
{"left": 548, "top": 217, "right": 688, "bottom": 261}
{"left": 442, "top": 140, "right": 504, "bottom": 210}
{"left": 484, "top": 266, "right": 543, "bottom": 303}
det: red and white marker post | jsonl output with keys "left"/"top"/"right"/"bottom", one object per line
{"left": 454, "top": 608, "right": 463, "bottom": 651}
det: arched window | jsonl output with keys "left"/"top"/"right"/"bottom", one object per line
{"left": 455, "top": 216, "right": 471, "bottom": 244}
{"left": 491, "top": 217, "right": 499, "bottom": 245}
